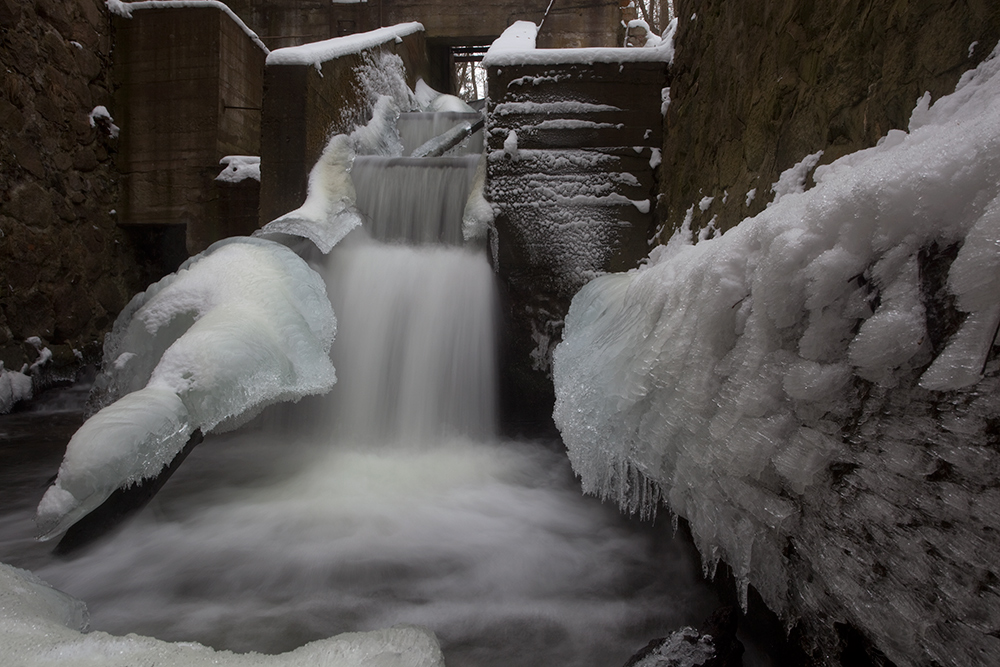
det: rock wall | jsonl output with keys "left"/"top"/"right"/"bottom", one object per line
{"left": 660, "top": 0, "right": 1000, "bottom": 237}
{"left": 0, "top": 0, "right": 148, "bottom": 378}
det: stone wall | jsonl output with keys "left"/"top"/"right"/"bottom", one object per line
{"left": 660, "top": 0, "right": 1000, "bottom": 237}
{"left": 0, "top": 0, "right": 147, "bottom": 377}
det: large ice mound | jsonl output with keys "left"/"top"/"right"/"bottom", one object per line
{"left": 554, "top": 43, "right": 1000, "bottom": 664}
{"left": 0, "top": 562, "right": 445, "bottom": 667}
{"left": 36, "top": 237, "right": 337, "bottom": 540}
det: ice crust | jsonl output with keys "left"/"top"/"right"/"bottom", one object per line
{"left": 0, "top": 563, "right": 445, "bottom": 667}
{"left": 36, "top": 238, "right": 337, "bottom": 540}
{"left": 553, "top": 43, "right": 1000, "bottom": 661}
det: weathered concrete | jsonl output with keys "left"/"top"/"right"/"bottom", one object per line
{"left": 486, "top": 59, "right": 667, "bottom": 431}
{"left": 113, "top": 5, "right": 267, "bottom": 253}
{"left": 659, "top": 0, "right": 1000, "bottom": 237}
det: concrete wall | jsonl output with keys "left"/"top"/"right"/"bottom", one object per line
{"left": 113, "top": 6, "right": 266, "bottom": 254}
{"left": 486, "top": 60, "right": 667, "bottom": 431}
{"left": 659, "top": 0, "right": 1000, "bottom": 237}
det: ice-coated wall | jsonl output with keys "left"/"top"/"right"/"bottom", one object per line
{"left": 554, "top": 46, "right": 1000, "bottom": 666}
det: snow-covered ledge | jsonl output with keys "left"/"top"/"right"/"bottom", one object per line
{"left": 481, "top": 20, "right": 676, "bottom": 67}
{"left": 266, "top": 23, "right": 424, "bottom": 71}
{"left": 106, "top": 0, "right": 269, "bottom": 53}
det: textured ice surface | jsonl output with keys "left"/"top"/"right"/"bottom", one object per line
{"left": 36, "top": 238, "right": 336, "bottom": 539}
{"left": 0, "top": 562, "right": 445, "bottom": 667}
{"left": 554, "top": 44, "right": 1000, "bottom": 664}
{"left": 0, "top": 363, "right": 32, "bottom": 414}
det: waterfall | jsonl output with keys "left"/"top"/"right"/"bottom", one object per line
{"left": 0, "top": 104, "right": 723, "bottom": 667}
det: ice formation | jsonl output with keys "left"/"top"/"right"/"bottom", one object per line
{"left": 0, "top": 562, "right": 445, "bottom": 667}
{"left": 36, "top": 237, "right": 336, "bottom": 540}
{"left": 554, "top": 43, "right": 1000, "bottom": 663}
{"left": 216, "top": 155, "right": 261, "bottom": 183}
{"left": 256, "top": 96, "right": 403, "bottom": 253}
{"left": 0, "top": 363, "right": 32, "bottom": 414}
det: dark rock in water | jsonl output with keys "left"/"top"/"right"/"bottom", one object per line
{"left": 623, "top": 607, "right": 744, "bottom": 667}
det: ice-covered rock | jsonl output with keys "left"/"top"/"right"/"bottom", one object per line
{"left": 0, "top": 562, "right": 445, "bottom": 667}
{"left": 36, "top": 237, "right": 336, "bottom": 540}
{"left": 554, "top": 43, "right": 1000, "bottom": 665}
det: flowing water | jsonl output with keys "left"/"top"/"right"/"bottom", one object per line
{"left": 0, "top": 112, "right": 731, "bottom": 666}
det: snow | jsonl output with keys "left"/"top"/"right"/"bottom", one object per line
{"left": 768, "top": 149, "right": 823, "bottom": 207}
{"left": 502, "top": 130, "right": 519, "bottom": 161}
{"left": 482, "top": 20, "right": 675, "bottom": 67}
{"left": 266, "top": 23, "right": 423, "bottom": 68}
{"left": 0, "top": 363, "right": 32, "bottom": 414}
{"left": 37, "top": 237, "right": 337, "bottom": 540}
{"left": 0, "top": 562, "right": 445, "bottom": 667}
{"left": 216, "top": 155, "right": 260, "bottom": 183}
{"left": 105, "top": 1, "right": 268, "bottom": 54}
{"left": 88, "top": 106, "right": 119, "bottom": 138}
{"left": 553, "top": 42, "right": 1000, "bottom": 620}
{"left": 493, "top": 101, "right": 620, "bottom": 116}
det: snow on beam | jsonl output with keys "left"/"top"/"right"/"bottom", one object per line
{"left": 266, "top": 23, "right": 425, "bottom": 70}
{"left": 105, "top": 0, "right": 269, "bottom": 53}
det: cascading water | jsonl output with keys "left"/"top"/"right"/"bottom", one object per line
{"left": 0, "top": 106, "right": 727, "bottom": 667}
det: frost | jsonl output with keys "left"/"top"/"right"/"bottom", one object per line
{"left": 37, "top": 238, "right": 337, "bottom": 540}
